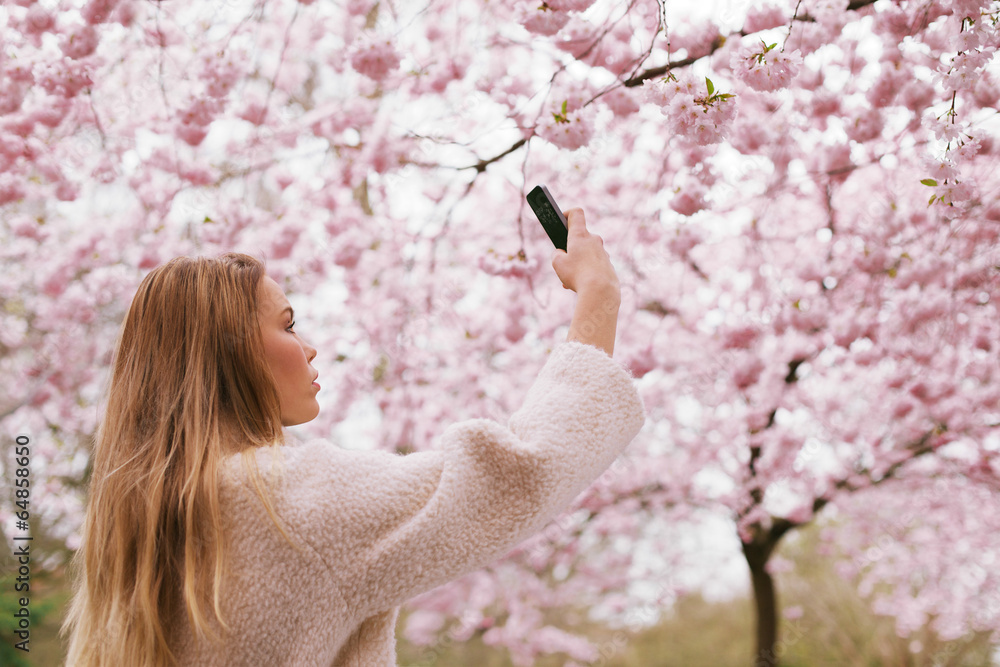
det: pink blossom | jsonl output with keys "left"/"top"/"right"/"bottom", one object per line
{"left": 61, "top": 24, "right": 100, "bottom": 60}
{"left": 972, "top": 74, "right": 1000, "bottom": 108}
{"left": 178, "top": 164, "right": 215, "bottom": 186}
{"left": 3, "top": 115, "right": 35, "bottom": 138}
{"left": 31, "top": 96, "right": 73, "bottom": 128}
{"left": 0, "top": 80, "right": 27, "bottom": 115}
{"left": 143, "top": 21, "right": 184, "bottom": 48}
{"left": 845, "top": 106, "right": 884, "bottom": 143}
{"left": 932, "top": 179, "right": 976, "bottom": 208}
{"left": 875, "top": 5, "right": 916, "bottom": 39}
{"left": 504, "top": 317, "right": 527, "bottom": 343}
{"left": 0, "top": 174, "right": 26, "bottom": 205}
{"left": 722, "top": 325, "right": 761, "bottom": 350}
{"left": 239, "top": 100, "right": 269, "bottom": 125}
{"left": 669, "top": 186, "right": 707, "bottom": 216}
{"left": 520, "top": 7, "right": 570, "bottom": 36}
{"left": 11, "top": 216, "right": 48, "bottom": 241}
{"left": 350, "top": 40, "right": 402, "bottom": 82}
{"left": 667, "top": 225, "right": 704, "bottom": 254}
{"left": 478, "top": 250, "right": 540, "bottom": 279}
{"left": 23, "top": 4, "right": 55, "bottom": 36}
{"left": 90, "top": 156, "right": 118, "bottom": 183}
{"left": 729, "top": 115, "right": 775, "bottom": 152}
{"left": 270, "top": 226, "right": 302, "bottom": 260}
{"left": 0, "top": 134, "right": 26, "bottom": 161}
{"left": 948, "top": 0, "right": 994, "bottom": 20}
{"left": 899, "top": 79, "right": 935, "bottom": 113}
{"left": 178, "top": 96, "right": 223, "bottom": 126}
{"left": 671, "top": 21, "right": 721, "bottom": 57}
{"left": 601, "top": 87, "right": 640, "bottom": 117}
{"left": 626, "top": 345, "right": 656, "bottom": 379}
{"left": 643, "top": 73, "right": 737, "bottom": 145}
{"left": 730, "top": 42, "right": 803, "bottom": 92}
{"left": 333, "top": 238, "right": 364, "bottom": 269}
{"left": 426, "top": 58, "right": 468, "bottom": 93}
{"left": 37, "top": 60, "right": 93, "bottom": 98}
{"left": 806, "top": 0, "right": 850, "bottom": 26}
{"left": 537, "top": 103, "right": 594, "bottom": 150}
{"left": 55, "top": 180, "right": 80, "bottom": 202}
{"left": 4, "top": 59, "right": 35, "bottom": 84}
{"left": 273, "top": 170, "right": 295, "bottom": 190}
{"left": 82, "top": 0, "right": 122, "bottom": 25}
{"left": 547, "top": 0, "right": 596, "bottom": 11}
{"left": 175, "top": 122, "right": 208, "bottom": 146}
{"left": 813, "top": 143, "right": 853, "bottom": 182}
{"left": 346, "top": 0, "right": 376, "bottom": 16}
{"left": 744, "top": 5, "right": 786, "bottom": 33}
{"left": 732, "top": 356, "right": 765, "bottom": 389}
{"left": 553, "top": 21, "right": 593, "bottom": 59}
{"left": 201, "top": 50, "right": 244, "bottom": 98}
{"left": 866, "top": 64, "right": 907, "bottom": 108}
{"left": 35, "top": 156, "right": 63, "bottom": 182}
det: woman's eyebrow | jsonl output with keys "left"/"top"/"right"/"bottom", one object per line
{"left": 281, "top": 306, "right": 295, "bottom": 319}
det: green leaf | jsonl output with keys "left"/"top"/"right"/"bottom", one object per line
{"left": 928, "top": 195, "right": 937, "bottom": 205}
{"left": 552, "top": 99, "right": 571, "bottom": 124}
{"left": 920, "top": 178, "right": 938, "bottom": 186}
{"left": 706, "top": 77, "right": 714, "bottom": 96}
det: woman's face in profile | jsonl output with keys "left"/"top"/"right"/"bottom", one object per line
{"left": 258, "top": 276, "right": 321, "bottom": 426}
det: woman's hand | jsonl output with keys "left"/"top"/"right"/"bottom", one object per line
{"left": 551, "top": 208, "right": 620, "bottom": 296}
{"left": 551, "top": 208, "right": 622, "bottom": 357}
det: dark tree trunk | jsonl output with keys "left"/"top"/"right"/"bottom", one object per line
{"left": 742, "top": 536, "right": 781, "bottom": 667}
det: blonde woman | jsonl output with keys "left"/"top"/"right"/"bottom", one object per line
{"left": 62, "top": 209, "right": 645, "bottom": 666}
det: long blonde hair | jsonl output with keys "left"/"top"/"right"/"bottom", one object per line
{"left": 62, "top": 252, "right": 294, "bottom": 666}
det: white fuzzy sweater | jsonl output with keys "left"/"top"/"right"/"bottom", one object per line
{"left": 168, "top": 341, "right": 645, "bottom": 666}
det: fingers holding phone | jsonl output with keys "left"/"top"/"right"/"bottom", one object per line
{"left": 552, "top": 208, "right": 619, "bottom": 295}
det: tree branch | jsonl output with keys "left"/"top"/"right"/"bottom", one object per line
{"left": 624, "top": 0, "right": 880, "bottom": 88}
{"left": 457, "top": 0, "right": 883, "bottom": 173}
{"left": 461, "top": 137, "right": 528, "bottom": 174}
{"left": 806, "top": 429, "right": 939, "bottom": 521}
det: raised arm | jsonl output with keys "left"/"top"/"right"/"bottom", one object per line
{"left": 322, "top": 341, "right": 645, "bottom": 618}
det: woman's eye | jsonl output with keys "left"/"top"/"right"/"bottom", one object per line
{"left": 286, "top": 320, "right": 296, "bottom": 333}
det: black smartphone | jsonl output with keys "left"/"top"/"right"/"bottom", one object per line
{"left": 526, "top": 185, "right": 568, "bottom": 251}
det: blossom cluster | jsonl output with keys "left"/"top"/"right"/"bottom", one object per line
{"left": 730, "top": 41, "right": 803, "bottom": 92}
{"left": 350, "top": 40, "right": 402, "bottom": 82}
{"left": 536, "top": 100, "right": 596, "bottom": 150}
{"left": 477, "top": 250, "right": 541, "bottom": 280}
{"left": 643, "top": 73, "right": 737, "bottom": 145}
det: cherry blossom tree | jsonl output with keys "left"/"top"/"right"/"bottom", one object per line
{"left": 2, "top": 0, "right": 999, "bottom": 664}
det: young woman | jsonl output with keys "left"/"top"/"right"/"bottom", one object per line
{"left": 61, "top": 208, "right": 645, "bottom": 666}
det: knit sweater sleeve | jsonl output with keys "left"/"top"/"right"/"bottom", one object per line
{"left": 268, "top": 340, "right": 644, "bottom": 619}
